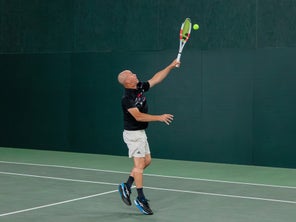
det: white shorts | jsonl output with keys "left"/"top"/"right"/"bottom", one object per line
{"left": 123, "top": 130, "right": 150, "bottom": 158}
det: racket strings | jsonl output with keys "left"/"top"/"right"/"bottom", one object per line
{"left": 180, "top": 31, "right": 190, "bottom": 42}
{"left": 179, "top": 19, "right": 191, "bottom": 42}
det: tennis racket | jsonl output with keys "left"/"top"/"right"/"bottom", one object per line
{"left": 176, "top": 18, "right": 192, "bottom": 67}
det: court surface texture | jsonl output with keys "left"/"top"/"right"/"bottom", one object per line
{"left": 0, "top": 147, "right": 296, "bottom": 222}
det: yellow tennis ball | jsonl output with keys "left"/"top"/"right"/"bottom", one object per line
{"left": 193, "top": 24, "right": 199, "bottom": 30}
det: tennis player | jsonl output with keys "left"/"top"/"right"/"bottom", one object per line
{"left": 117, "top": 59, "right": 180, "bottom": 215}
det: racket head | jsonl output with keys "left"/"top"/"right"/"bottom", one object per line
{"left": 180, "top": 18, "right": 192, "bottom": 43}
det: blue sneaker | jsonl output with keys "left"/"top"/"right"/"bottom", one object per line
{"left": 118, "top": 183, "right": 131, "bottom": 206}
{"left": 134, "top": 197, "right": 153, "bottom": 215}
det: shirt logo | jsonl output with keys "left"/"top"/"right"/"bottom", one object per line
{"left": 135, "top": 91, "right": 146, "bottom": 108}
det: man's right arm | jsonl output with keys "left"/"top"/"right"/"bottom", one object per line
{"left": 148, "top": 59, "right": 180, "bottom": 88}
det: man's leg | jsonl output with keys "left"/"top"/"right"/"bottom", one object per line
{"left": 132, "top": 155, "right": 153, "bottom": 215}
{"left": 144, "top": 154, "right": 151, "bottom": 169}
{"left": 132, "top": 157, "right": 145, "bottom": 189}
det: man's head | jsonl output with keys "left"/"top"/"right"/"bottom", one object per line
{"left": 118, "top": 70, "right": 139, "bottom": 89}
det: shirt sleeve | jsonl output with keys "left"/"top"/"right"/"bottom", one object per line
{"left": 137, "top": 81, "right": 150, "bottom": 92}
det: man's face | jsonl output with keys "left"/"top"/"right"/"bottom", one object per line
{"left": 124, "top": 71, "right": 139, "bottom": 86}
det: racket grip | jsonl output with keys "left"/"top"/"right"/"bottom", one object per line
{"left": 176, "top": 53, "right": 181, "bottom": 67}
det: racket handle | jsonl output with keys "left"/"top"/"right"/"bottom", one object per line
{"left": 176, "top": 53, "right": 181, "bottom": 67}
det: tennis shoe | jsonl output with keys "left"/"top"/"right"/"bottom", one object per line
{"left": 118, "top": 183, "right": 132, "bottom": 206}
{"left": 134, "top": 197, "right": 153, "bottom": 215}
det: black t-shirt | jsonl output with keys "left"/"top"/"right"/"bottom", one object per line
{"left": 121, "top": 82, "right": 150, "bottom": 130}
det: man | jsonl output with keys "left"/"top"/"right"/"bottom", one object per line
{"left": 117, "top": 59, "right": 180, "bottom": 215}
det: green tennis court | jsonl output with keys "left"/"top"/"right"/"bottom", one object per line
{"left": 1, "top": 147, "right": 296, "bottom": 222}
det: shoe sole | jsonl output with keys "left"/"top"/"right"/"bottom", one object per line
{"left": 134, "top": 199, "right": 153, "bottom": 215}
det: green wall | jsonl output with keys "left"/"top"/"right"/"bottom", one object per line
{"left": 253, "top": 48, "right": 296, "bottom": 167}
{"left": 1, "top": 0, "right": 296, "bottom": 168}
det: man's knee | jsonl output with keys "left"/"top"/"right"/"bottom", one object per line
{"left": 132, "top": 167, "right": 144, "bottom": 174}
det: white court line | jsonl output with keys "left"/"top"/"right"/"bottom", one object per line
{"left": 1, "top": 171, "right": 296, "bottom": 206}
{"left": 1, "top": 160, "right": 296, "bottom": 189}
{"left": 0, "top": 190, "right": 118, "bottom": 217}
{"left": 145, "top": 186, "right": 296, "bottom": 205}
{"left": 0, "top": 171, "right": 118, "bottom": 186}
